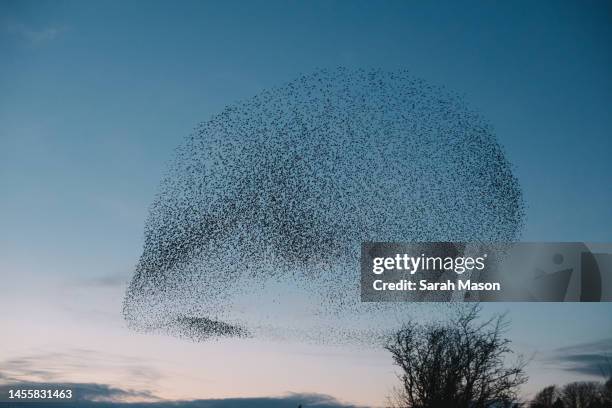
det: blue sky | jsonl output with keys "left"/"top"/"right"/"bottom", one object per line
{"left": 1, "top": 1, "right": 611, "bottom": 406}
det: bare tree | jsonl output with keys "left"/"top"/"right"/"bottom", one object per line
{"left": 385, "top": 304, "right": 527, "bottom": 408}
{"left": 531, "top": 385, "right": 561, "bottom": 408}
{"left": 553, "top": 399, "right": 565, "bottom": 408}
{"left": 600, "top": 358, "right": 612, "bottom": 407}
{"left": 604, "top": 377, "right": 612, "bottom": 404}
{"left": 561, "top": 382, "right": 602, "bottom": 408}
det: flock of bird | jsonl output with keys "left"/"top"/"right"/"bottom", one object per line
{"left": 123, "top": 68, "right": 524, "bottom": 344}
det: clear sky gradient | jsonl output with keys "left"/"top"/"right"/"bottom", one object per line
{"left": 1, "top": 1, "right": 611, "bottom": 406}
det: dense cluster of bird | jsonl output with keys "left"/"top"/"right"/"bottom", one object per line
{"left": 123, "top": 68, "right": 524, "bottom": 343}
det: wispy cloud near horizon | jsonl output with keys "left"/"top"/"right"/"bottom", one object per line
{"left": 547, "top": 337, "right": 612, "bottom": 377}
{"left": 0, "top": 378, "right": 360, "bottom": 407}
{"left": 0, "top": 349, "right": 163, "bottom": 391}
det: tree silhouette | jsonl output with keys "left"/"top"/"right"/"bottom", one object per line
{"left": 385, "top": 305, "right": 527, "bottom": 408}
{"left": 553, "top": 398, "right": 565, "bottom": 408}
{"left": 531, "top": 385, "right": 561, "bottom": 408}
{"left": 561, "top": 381, "right": 602, "bottom": 408}
{"left": 530, "top": 376, "right": 612, "bottom": 408}
{"left": 604, "top": 377, "right": 612, "bottom": 405}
